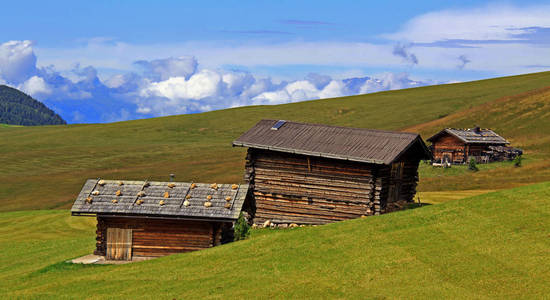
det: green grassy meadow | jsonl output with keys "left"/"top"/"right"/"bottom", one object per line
{"left": 2, "top": 71, "right": 550, "bottom": 211}
{"left": 1, "top": 183, "right": 549, "bottom": 299}
{"left": 1, "top": 71, "right": 550, "bottom": 298}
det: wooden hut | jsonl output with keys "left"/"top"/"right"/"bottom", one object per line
{"left": 71, "top": 179, "right": 249, "bottom": 260}
{"left": 233, "top": 120, "right": 432, "bottom": 226}
{"left": 427, "top": 127, "right": 511, "bottom": 164}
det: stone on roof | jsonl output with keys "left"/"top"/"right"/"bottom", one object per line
{"left": 427, "top": 128, "right": 509, "bottom": 145}
{"left": 71, "top": 179, "right": 248, "bottom": 221}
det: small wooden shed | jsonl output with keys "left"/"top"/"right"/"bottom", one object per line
{"left": 71, "top": 179, "right": 249, "bottom": 260}
{"left": 427, "top": 127, "right": 511, "bottom": 164}
{"left": 233, "top": 120, "right": 432, "bottom": 225}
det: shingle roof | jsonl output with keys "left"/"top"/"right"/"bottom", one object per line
{"left": 71, "top": 179, "right": 248, "bottom": 221}
{"left": 233, "top": 120, "right": 431, "bottom": 165}
{"left": 427, "top": 128, "right": 509, "bottom": 145}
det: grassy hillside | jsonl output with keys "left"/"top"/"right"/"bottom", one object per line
{"left": 411, "top": 86, "right": 550, "bottom": 192}
{"left": 1, "top": 71, "right": 550, "bottom": 212}
{"left": 1, "top": 182, "right": 549, "bottom": 298}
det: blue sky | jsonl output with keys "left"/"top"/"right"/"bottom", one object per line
{"left": 1, "top": 1, "right": 550, "bottom": 123}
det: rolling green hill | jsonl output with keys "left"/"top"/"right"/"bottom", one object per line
{"left": 1, "top": 182, "right": 549, "bottom": 298}
{"left": 0, "top": 85, "right": 66, "bottom": 126}
{"left": 413, "top": 86, "right": 550, "bottom": 193}
{"left": 1, "top": 71, "right": 550, "bottom": 212}
{"left": 1, "top": 71, "right": 550, "bottom": 299}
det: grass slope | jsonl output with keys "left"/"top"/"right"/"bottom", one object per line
{"left": 1, "top": 71, "right": 550, "bottom": 212}
{"left": 2, "top": 182, "right": 549, "bottom": 299}
{"left": 410, "top": 86, "right": 550, "bottom": 192}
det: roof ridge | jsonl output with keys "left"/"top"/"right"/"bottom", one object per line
{"left": 261, "top": 119, "right": 419, "bottom": 137}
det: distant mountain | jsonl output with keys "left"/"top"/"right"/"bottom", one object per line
{"left": 0, "top": 85, "right": 66, "bottom": 126}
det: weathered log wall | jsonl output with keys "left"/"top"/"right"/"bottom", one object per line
{"left": 245, "top": 149, "right": 422, "bottom": 225}
{"left": 94, "top": 217, "right": 227, "bottom": 257}
{"left": 430, "top": 133, "right": 512, "bottom": 164}
{"left": 246, "top": 150, "right": 373, "bottom": 225}
{"left": 431, "top": 134, "right": 466, "bottom": 163}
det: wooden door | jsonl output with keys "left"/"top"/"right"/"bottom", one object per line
{"left": 388, "top": 162, "right": 404, "bottom": 202}
{"left": 442, "top": 153, "right": 452, "bottom": 164}
{"left": 106, "top": 228, "right": 132, "bottom": 260}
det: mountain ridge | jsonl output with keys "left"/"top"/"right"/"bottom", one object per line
{"left": 0, "top": 85, "right": 66, "bottom": 126}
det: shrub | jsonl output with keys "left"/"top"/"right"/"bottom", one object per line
{"left": 468, "top": 158, "right": 479, "bottom": 172}
{"left": 234, "top": 212, "right": 250, "bottom": 241}
{"left": 514, "top": 155, "right": 523, "bottom": 167}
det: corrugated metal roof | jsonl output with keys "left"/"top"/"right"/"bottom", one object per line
{"left": 427, "top": 128, "right": 509, "bottom": 144}
{"left": 233, "top": 120, "right": 431, "bottom": 165}
{"left": 71, "top": 179, "right": 248, "bottom": 221}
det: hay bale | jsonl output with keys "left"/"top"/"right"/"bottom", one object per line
{"left": 263, "top": 220, "right": 271, "bottom": 228}
{"left": 163, "top": 192, "right": 170, "bottom": 198}
{"left": 231, "top": 184, "right": 238, "bottom": 190}
{"left": 159, "top": 200, "right": 165, "bottom": 206}
{"left": 111, "top": 199, "right": 118, "bottom": 204}
{"left": 136, "top": 199, "right": 144, "bottom": 205}
{"left": 190, "top": 183, "right": 197, "bottom": 189}
{"left": 118, "top": 181, "right": 124, "bottom": 186}
{"left": 98, "top": 180, "right": 105, "bottom": 186}
{"left": 183, "top": 200, "right": 190, "bottom": 207}
{"left": 289, "top": 223, "right": 298, "bottom": 228}
{"left": 137, "top": 191, "right": 146, "bottom": 197}
{"left": 115, "top": 190, "right": 122, "bottom": 196}
{"left": 224, "top": 202, "right": 231, "bottom": 209}
{"left": 210, "top": 183, "right": 218, "bottom": 190}
{"left": 91, "top": 191, "right": 100, "bottom": 196}
{"left": 185, "top": 194, "right": 191, "bottom": 199}
{"left": 225, "top": 196, "right": 232, "bottom": 201}
{"left": 167, "top": 183, "right": 176, "bottom": 188}
{"left": 206, "top": 195, "right": 212, "bottom": 200}
{"left": 85, "top": 197, "right": 93, "bottom": 204}
{"left": 204, "top": 201, "right": 212, "bottom": 208}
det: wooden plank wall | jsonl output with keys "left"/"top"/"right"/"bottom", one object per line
{"left": 431, "top": 134, "right": 466, "bottom": 163}
{"left": 431, "top": 133, "right": 500, "bottom": 164}
{"left": 95, "top": 217, "right": 225, "bottom": 257}
{"left": 384, "top": 159, "right": 420, "bottom": 213}
{"left": 246, "top": 149, "right": 377, "bottom": 225}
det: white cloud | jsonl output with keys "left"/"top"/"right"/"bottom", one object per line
{"left": 135, "top": 56, "right": 198, "bottom": 81}
{"left": 34, "top": 40, "right": 400, "bottom": 73}
{"left": 319, "top": 80, "right": 346, "bottom": 99}
{"left": 384, "top": 5, "right": 550, "bottom": 43}
{"left": 1, "top": 39, "right": 434, "bottom": 122}
{"left": 0, "top": 40, "right": 38, "bottom": 84}
{"left": 141, "top": 70, "right": 221, "bottom": 100}
{"left": 19, "top": 76, "right": 51, "bottom": 98}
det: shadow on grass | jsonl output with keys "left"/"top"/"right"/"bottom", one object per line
{"left": 405, "top": 202, "right": 432, "bottom": 210}
{"left": 28, "top": 259, "right": 109, "bottom": 278}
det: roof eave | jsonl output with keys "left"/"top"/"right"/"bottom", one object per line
{"left": 389, "top": 135, "right": 432, "bottom": 164}
{"left": 71, "top": 211, "right": 238, "bottom": 222}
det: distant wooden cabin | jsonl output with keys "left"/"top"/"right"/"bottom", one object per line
{"left": 427, "top": 127, "right": 514, "bottom": 164}
{"left": 233, "top": 120, "right": 432, "bottom": 225}
{"left": 71, "top": 180, "right": 249, "bottom": 260}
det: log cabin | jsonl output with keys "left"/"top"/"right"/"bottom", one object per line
{"left": 71, "top": 179, "right": 249, "bottom": 260}
{"left": 233, "top": 120, "right": 432, "bottom": 226}
{"left": 427, "top": 127, "right": 513, "bottom": 164}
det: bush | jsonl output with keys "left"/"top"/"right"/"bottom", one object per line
{"left": 514, "top": 155, "right": 523, "bottom": 167}
{"left": 234, "top": 212, "right": 250, "bottom": 241}
{"left": 468, "top": 158, "right": 479, "bottom": 172}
